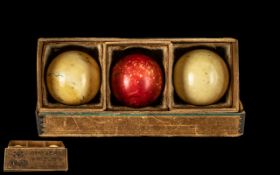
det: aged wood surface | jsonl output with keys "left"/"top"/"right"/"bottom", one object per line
{"left": 38, "top": 112, "right": 244, "bottom": 137}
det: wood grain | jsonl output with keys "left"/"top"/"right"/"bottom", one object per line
{"left": 38, "top": 111, "right": 244, "bottom": 137}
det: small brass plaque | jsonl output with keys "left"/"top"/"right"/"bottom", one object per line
{"left": 3, "top": 140, "right": 68, "bottom": 172}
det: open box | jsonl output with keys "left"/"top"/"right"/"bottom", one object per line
{"left": 36, "top": 38, "right": 245, "bottom": 137}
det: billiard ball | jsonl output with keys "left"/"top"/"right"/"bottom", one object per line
{"left": 111, "top": 53, "right": 163, "bottom": 108}
{"left": 46, "top": 51, "right": 100, "bottom": 105}
{"left": 173, "top": 49, "right": 229, "bottom": 105}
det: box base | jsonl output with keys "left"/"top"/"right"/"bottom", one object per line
{"left": 36, "top": 111, "right": 245, "bottom": 137}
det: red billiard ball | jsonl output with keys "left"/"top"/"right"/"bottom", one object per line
{"left": 111, "top": 53, "right": 163, "bottom": 108}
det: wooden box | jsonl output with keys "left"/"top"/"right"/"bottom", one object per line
{"left": 4, "top": 140, "right": 68, "bottom": 172}
{"left": 36, "top": 38, "right": 245, "bottom": 137}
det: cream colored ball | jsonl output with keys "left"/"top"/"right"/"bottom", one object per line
{"left": 173, "top": 49, "right": 229, "bottom": 105}
{"left": 46, "top": 51, "right": 100, "bottom": 105}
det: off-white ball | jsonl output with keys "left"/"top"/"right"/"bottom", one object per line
{"left": 46, "top": 51, "right": 100, "bottom": 105}
{"left": 173, "top": 49, "right": 229, "bottom": 105}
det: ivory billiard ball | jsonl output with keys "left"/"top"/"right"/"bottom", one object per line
{"left": 173, "top": 49, "right": 229, "bottom": 105}
{"left": 46, "top": 51, "right": 100, "bottom": 105}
